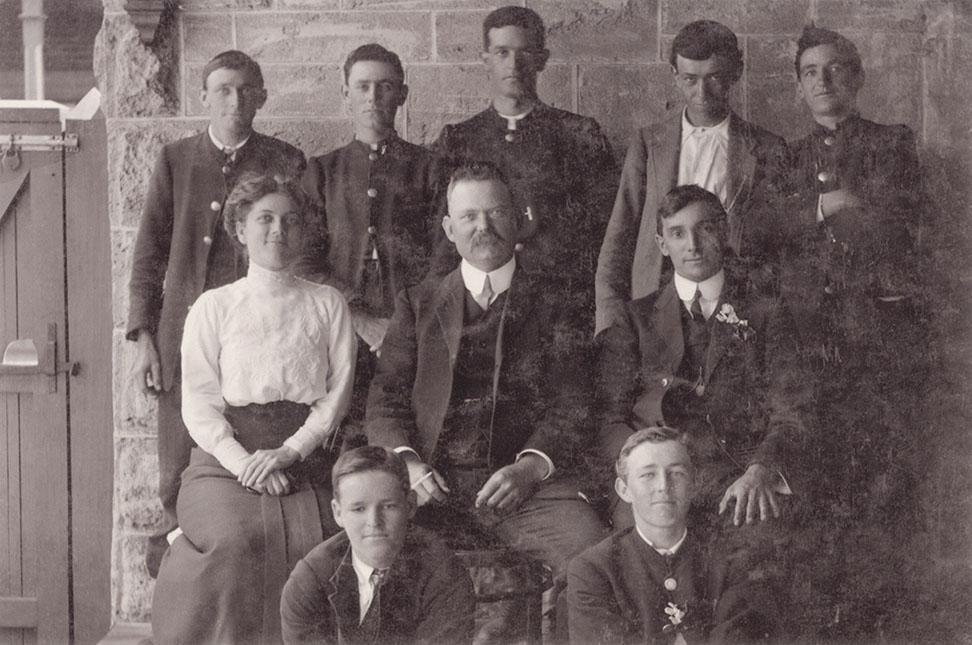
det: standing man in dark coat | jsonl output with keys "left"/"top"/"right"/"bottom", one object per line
{"left": 366, "top": 161, "right": 608, "bottom": 638}
{"left": 596, "top": 186, "right": 809, "bottom": 539}
{"left": 430, "top": 5, "right": 617, "bottom": 333}
{"left": 301, "top": 44, "right": 438, "bottom": 435}
{"left": 595, "top": 20, "right": 785, "bottom": 335}
{"left": 127, "top": 50, "right": 305, "bottom": 577}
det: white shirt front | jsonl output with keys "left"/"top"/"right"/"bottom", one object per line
{"left": 459, "top": 257, "right": 516, "bottom": 306}
{"left": 636, "top": 526, "right": 688, "bottom": 556}
{"left": 351, "top": 551, "right": 382, "bottom": 623}
{"left": 673, "top": 269, "right": 725, "bottom": 320}
{"left": 678, "top": 110, "right": 730, "bottom": 206}
{"left": 180, "top": 262, "right": 356, "bottom": 476}
{"left": 208, "top": 125, "right": 251, "bottom": 160}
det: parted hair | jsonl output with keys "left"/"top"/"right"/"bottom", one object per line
{"left": 222, "top": 172, "right": 310, "bottom": 247}
{"left": 656, "top": 184, "right": 727, "bottom": 234}
{"left": 616, "top": 426, "right": 694, "bottom": 480}
{"left": 446, "top": 159, "right": 511, "bottom": 201}
{"left": 331, "top": 446, "right": 411, "bottom": 500}
{"left": 794, "top": 24, "right": 863, "bottom": 78}
{"left": 343, "top": 43, "right": 405, "bottom": 84}
{"left": 201, "top": 50, "right": 264, "bottom": 90}
{"left": 669, "top": 20, "right": 743, "bottom": 79}
{"left": 482, "top": 6, "right": 546, "bottom": 51}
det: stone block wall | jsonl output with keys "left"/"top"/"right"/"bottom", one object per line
{"left": 96, "top": 0, "right": 972, "bottom": 623}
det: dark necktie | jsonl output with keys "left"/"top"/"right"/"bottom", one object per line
{"left": 359, "top": 568, "right": 388, "bottom": 641}
{"left": 689, "top": 288, "right": 703, "bottom": 320}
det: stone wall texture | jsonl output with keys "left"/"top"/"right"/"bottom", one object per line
{"left": 97, "top": 0, "right": 972, "bottom": 625}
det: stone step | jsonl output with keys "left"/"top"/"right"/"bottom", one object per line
{"left": 98, "top": 622, "right": 151, "bottom": 645}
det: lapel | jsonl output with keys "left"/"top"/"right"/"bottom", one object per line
{"left": 433, "top": 268, "right": 467, "bottom": 367}
{"left": 703, "top": 272, "right": 745, "bottom": 385}
{"left": 651, "top": 113, "right": 681, "bottom": 203}
{"left": 653, "top": 281, "right": 684, "bottom": 373}
{"left": 727, "top": 113, "right": 757, "bottom": 213}
{"left": 326, "top": 548, "right": 363, "bottom": 640}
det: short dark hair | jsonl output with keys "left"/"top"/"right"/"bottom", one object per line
{"left": 343, "top": 43, "right": 405, "bottom": 84}
{"left": 616, "top": 426, "right": 693, "bottom": 480}
{"left": 446, "top": 159, "right": 510, "bottom": 201}
{"left": 794, "top": 24, "right": 863, "bottom": 78}
{"left": 331, "top": 446, "right": 411, "bottom": 500}
{"left": 223, "top": 172, "right": 310, "bottom": 247}
{"left": 656, "top": 185, "right": 726, "bottom": 234}
{"left": 201, "top": 50, "right": 264, "bottom": 90}
{"left": 669, "top": 20, "right": 743, "bottom": 78}
{"left": 482, "top": 6, "right": 546, "bottom": 51}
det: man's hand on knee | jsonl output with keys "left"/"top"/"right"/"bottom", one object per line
{"left": 475, "top": 455, "right": 546, "bottom": 513}
{"left": 400, "top": 451, "right": 450, "bottom": 506}
{"left": 718, "top": 464, "right": 781, "bottom": 526}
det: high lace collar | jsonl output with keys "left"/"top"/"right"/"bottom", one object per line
{"left": 245, "top": 261, "right": 297, "bottom": 288}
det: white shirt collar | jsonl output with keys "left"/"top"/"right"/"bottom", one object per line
{"left": 351, "top": 549, "right": 375, "bottom": 586}
{"left": 497, "top": 105, "right": 534, "bottom": 131}
{"left": 681, "top": 109, "right": 730, "bottom": 142}
{"left": 208, "top": 125, "right": 251, "bottom": 154}
{"left": 460, "top": 256, "right": 516, "bottom": 303}
{"left": 246, "top": 261, "right": 297, "bottom": 288}
{"left": 636, "top": 525, "right": 688, "bottom": 556}
{"left": 673, "top": 268, "right": 725, "bottom": 303}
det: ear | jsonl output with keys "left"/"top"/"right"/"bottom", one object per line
{"left": 615, "top": 476, "right": 633, "bottom": 504}
{"left": 397, "top": 83, "right": 409, "bottom": 107}
{"left": 535, "top": 48, "right": 550, "bottom": 72}
{"left": 441, "top": 215, "right": 456, "bottom": 243}
{"left": 254, "top": 87, "right": 268, "bottom": 110}
{"left": 331, "top": 498, "right": 345, "bottom": 529}
{"left": 200, "top": 87, "right": 211, "bottom": 110}
{"left": 655, "top": 232, "right": 670, "bottom": 257}
{"left": 235, "top": 219, "right": 247, "bottom": 245}
{"left": 406, "top": 490, "right": 417, "bottom": 519}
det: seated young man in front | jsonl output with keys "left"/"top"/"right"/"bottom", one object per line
{"left": 280, "top": 446, "right": 475, "bottom": 645}
{"left": 568, "top": 427, "right": 779, "bottom": 644}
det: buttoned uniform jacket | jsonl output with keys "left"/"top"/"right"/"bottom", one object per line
{"left": 365, "top": 265, "right": 593, "bottom": 471}
{"left": 595, "top": 265, "right": 810, "bottom": 502}
{"left": 126, "top": 131, "right": 306, "bottom": 391}
{"left": 430, "top": 103, "right": 618, "bottom": 329}
{"left": 745, "top": 115, "right": 926, "bottom": 340}
{"left": 299, "top": 137, "right": 439, "bottom": 318}
{"left": 595, "top": 111, "right": 785, "bottom": 335}
{"left": 280, "top": 529, "right": 475, "bottom": 645}
{"left": 567, "top": 528, "right": 778, "bottom": 645}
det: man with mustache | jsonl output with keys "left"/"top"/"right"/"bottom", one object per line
{"left": 366, "top": 161, "right": 608, "bottom": 639}
{"left": 595, "top": 20, "right": 785, "bottom": 335}
{"left": 301, "top": 43, "right": 438, "bottom": 440}
{"left": 430, "top": 5, "right": 617, "bottom": 334}
{"left": 126, "top": 50, "right": 304, "bottom": 577}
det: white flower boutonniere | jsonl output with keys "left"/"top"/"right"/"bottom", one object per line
{"left": 715, "top": 303, "right": 755, "bottom": 341}
{"left": 662, "top": 601, "right": 686, "bottom": 634}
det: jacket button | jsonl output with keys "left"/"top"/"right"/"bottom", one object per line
{"left": 816, "top": 171, "right": 831, "bottom": 184}
{"left": 367, "top": 188, "right": 378, "bottom": 198}
{"left": 824, "top": 136, "right": 835, "bottom": 146}
{"left": 203, "top": 235, "right": 212, "bottom": 245}
{"left": 514, "top": 242, "right": 524, "bottom": 252}
{"left": 367, "top": 225, "right": 377, "bottom": 235}
{"left": 210, "top": 200, "right": 221, "bottom": 211}
{"left": 661, "top": 378, "right": 670, "bottom": 387}
{"left": 368, "top": 152, "right": 378, "bottom": 161}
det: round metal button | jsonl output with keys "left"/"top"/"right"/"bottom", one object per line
{"left": 203, "top": 235, "right": 212, "bottom": 245}
{"left": 368, "top": 152, "right": 378, "bottom": 161}
{"left": 221, "top": 164, "right": 232, "bottom": 175}
{"left": 514, "top": 242, "right": 524, "bottom": 252}
{"left": 661, "top": 377, "right": 670, "bottom": 387}
{"left": 367, "top": 188, "right": 378, "bottom": 198}
{"left": 210, "top": 200, "right": 221, "bottom": 211}
{"left": 367, "top": 225, "right": 377, "bottom": 235}
{"left": 824, "top": 136, "right": 835, "bottom": 146}
{"left": 824, "top": 285, "right": 836, "bottom": 295}
{"left": 504, "top": 133, "right": 515, "bottom": 142}
{"left": 664, "top": 578, "right": 677, "bottom": 591}
{"left": 816, "top": 171, "right": 831, "bottom": 183}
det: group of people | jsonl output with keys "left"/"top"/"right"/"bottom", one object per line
{"left": 127, "top": 5, "right": 930, "bottom": 644}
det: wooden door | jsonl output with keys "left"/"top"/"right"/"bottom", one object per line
{"left": 0, "top": 107, "right": 111, "bottom": 644}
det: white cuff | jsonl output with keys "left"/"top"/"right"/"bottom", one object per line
{"left": 211, "top": 436, "right": 251, "bottom": 478}
{"left": 516, "top": 449, "right": 554, "bottom": 480}
{"left": 393, "top": 446, "right": 421, "bottom": 461}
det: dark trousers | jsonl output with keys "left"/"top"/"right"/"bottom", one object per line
{"left": 147, "top": 381, "right": 195, "bottom": 577}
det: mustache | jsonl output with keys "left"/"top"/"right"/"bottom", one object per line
{"left": 470, "top": 229, "right": 510, "bottom": 247}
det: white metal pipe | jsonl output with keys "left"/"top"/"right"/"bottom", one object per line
{"left": 20, "top": 0, "right": 46, "bottom": 100}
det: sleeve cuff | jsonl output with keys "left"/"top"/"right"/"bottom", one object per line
{"left": 775, "top": 470, "right": 794, "bottom": 495}
{"left": 212, "top": 437, "right": 251, "bottom": 478}
{"left": 516, "top": 449, "right": 554, "bottom": 480}
{"left": 283, "top": 432, "right": 318, "bottom": 461}
{"left": 393, "top": 446, "right": 421, "bottom": 461}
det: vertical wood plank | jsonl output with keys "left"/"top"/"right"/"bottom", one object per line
{"left": 65, "top": 115, "right": 112, "bottom": 645}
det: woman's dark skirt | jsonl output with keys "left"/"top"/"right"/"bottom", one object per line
{"left": 152, "top": 401, "right": 339, "bottom": 644}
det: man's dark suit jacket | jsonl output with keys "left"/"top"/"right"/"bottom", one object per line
{"left": 126, "top": 131, "right": 305, "bottom": 390}
{"left": 595, "top": 111, "right": 785, "bottom": 334}
{"left": 365, "top": 263, "right": 592, "bottom": 470}
{"left": 567, "top": 528, "right": 778, "bottom": 645}
{"left": 596, "top": 266, "right": 809, "bottom": 501}
{"left": 430, "top": 103, "right": 617, "bottom": 331}
{"left": 300, "top": 137, "right": 438, "bottom": 318}
{"left": 280, "top": 529, "right": 475, "bottom": 645}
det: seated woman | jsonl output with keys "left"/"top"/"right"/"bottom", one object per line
{"left": 152, "top": 172, "right": 356, "bottom": 644}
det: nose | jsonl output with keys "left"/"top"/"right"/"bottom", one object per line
{"left": 655, "top": 471, "right": 671, "bottom": 493}
{"left": 364, "top": 83, "right": 377, "bottom": 103}
{"left": 684, "top": 229, "right": 698, "bottom": 251}
{"left": 365, "top": 507, "right": 384, "bottom": 530}
{"left": 225, "top": 88, "right": 240, "bottom": 109}
{"left": 472, "top": 211, "right": 491, "bottom": 231}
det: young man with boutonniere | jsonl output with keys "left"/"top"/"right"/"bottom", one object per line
{"left": 595, "top": 185, "right": 812, "bottom": 607}
{"left": 568, "top": 427, "right": 780, "bottom": 644}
